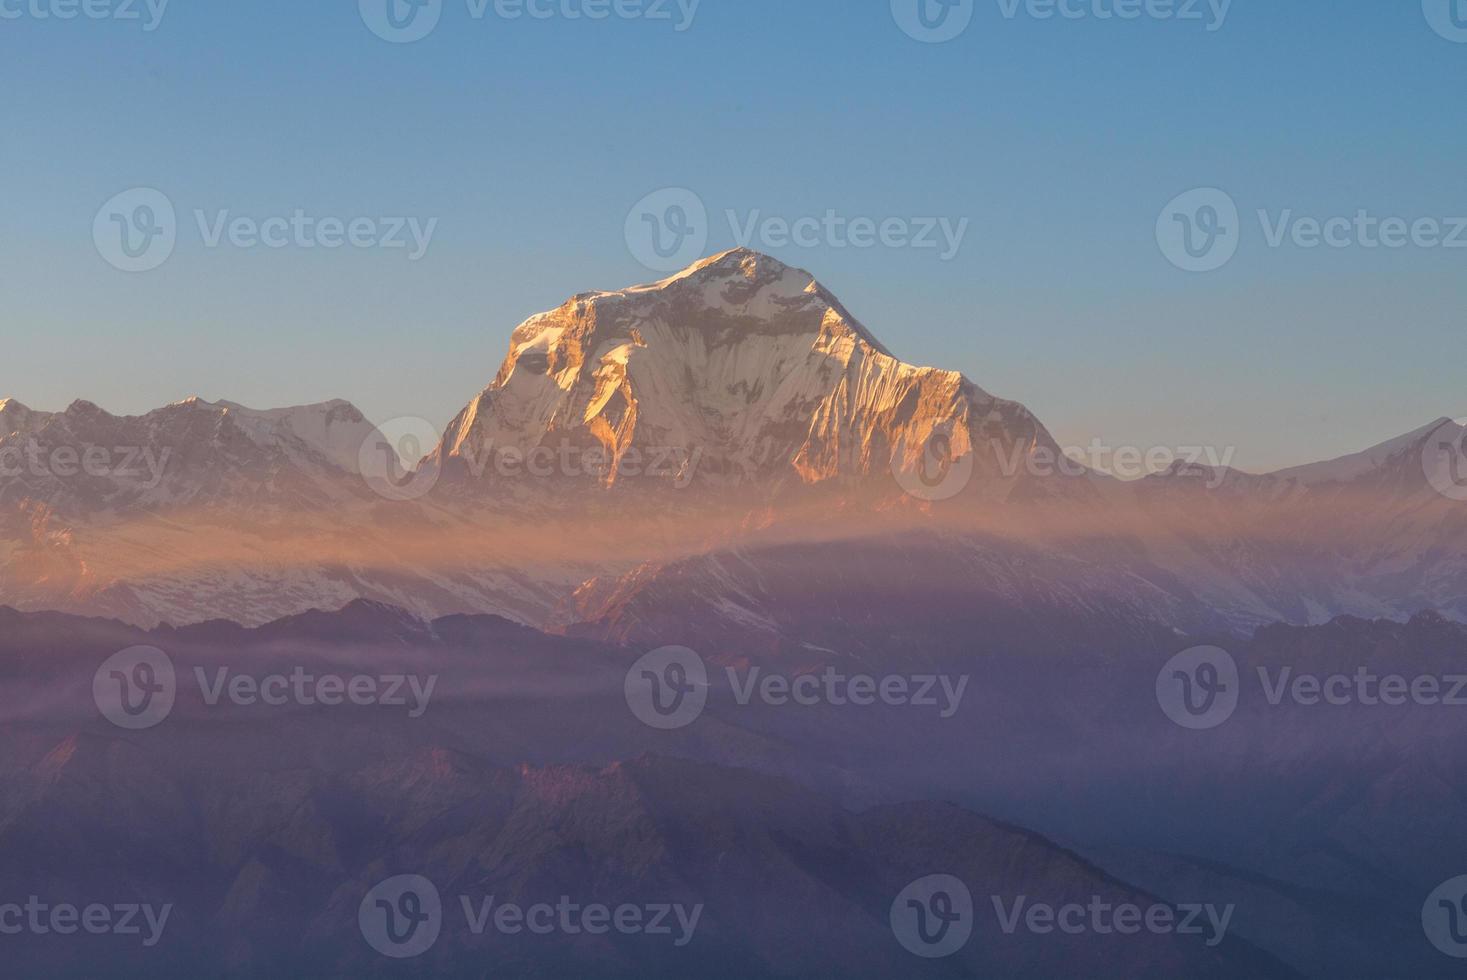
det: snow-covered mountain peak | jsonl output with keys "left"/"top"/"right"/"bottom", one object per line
{"left": 0, "top": 395, "right": 381, "bottom": 515}
{"left": 1269, "top": 417, "right": 1464, "bottom": 487}
{"left": 437, "top": 250, "right": 1058, "bottom": 496}
{"left": 211, "top": 398, "right": 375, "bottom": 474}
{"left": 601, "top": 247, "right": 894, "bottom": 356}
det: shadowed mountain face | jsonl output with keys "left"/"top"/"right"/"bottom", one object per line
{"left": 0, "top": 740, "right": 1295, "bottom": 979}
{"left": 1, "top": 603, "right": 1464, "bottom": 976}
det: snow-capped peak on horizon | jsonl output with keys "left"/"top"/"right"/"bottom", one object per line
{"left": 581, "top": 247, "right": 894, "bottom": 357}
{"left": 0, "top": 393, "right": 383, "bottom": 516}
{"left": 1268, "top": 416, "right": 1465, "bottom": 486}
{"left": 4, "top": 394, "right": 369, "bottom": 424}
{"left": 432, "top": 248, "right": 1057, "bottom": 495}
{"left": 210, "top": 398, "right": 376, "bottom": 475}
{"left": 625, "top": 246, "right": 791, "bottom": 291}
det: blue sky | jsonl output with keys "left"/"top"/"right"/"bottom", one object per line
{"left": 2, "top": 0, "right": 1463, "bottom": 472}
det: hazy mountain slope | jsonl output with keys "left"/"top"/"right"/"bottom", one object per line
{"left": 0, "top": 739, "right": 1296, "bottom": 978}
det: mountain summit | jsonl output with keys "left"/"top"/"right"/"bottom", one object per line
{"left": 433, "top": 248, "right": 1059, "bottom": 496}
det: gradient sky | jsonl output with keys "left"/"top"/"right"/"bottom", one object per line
{"left": 2, "top": 0, "right": 1463, "bottom": 473}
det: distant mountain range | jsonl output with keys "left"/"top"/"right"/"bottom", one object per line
{"left": 2, "top": 249, "right": 1464, "bottom": 637}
